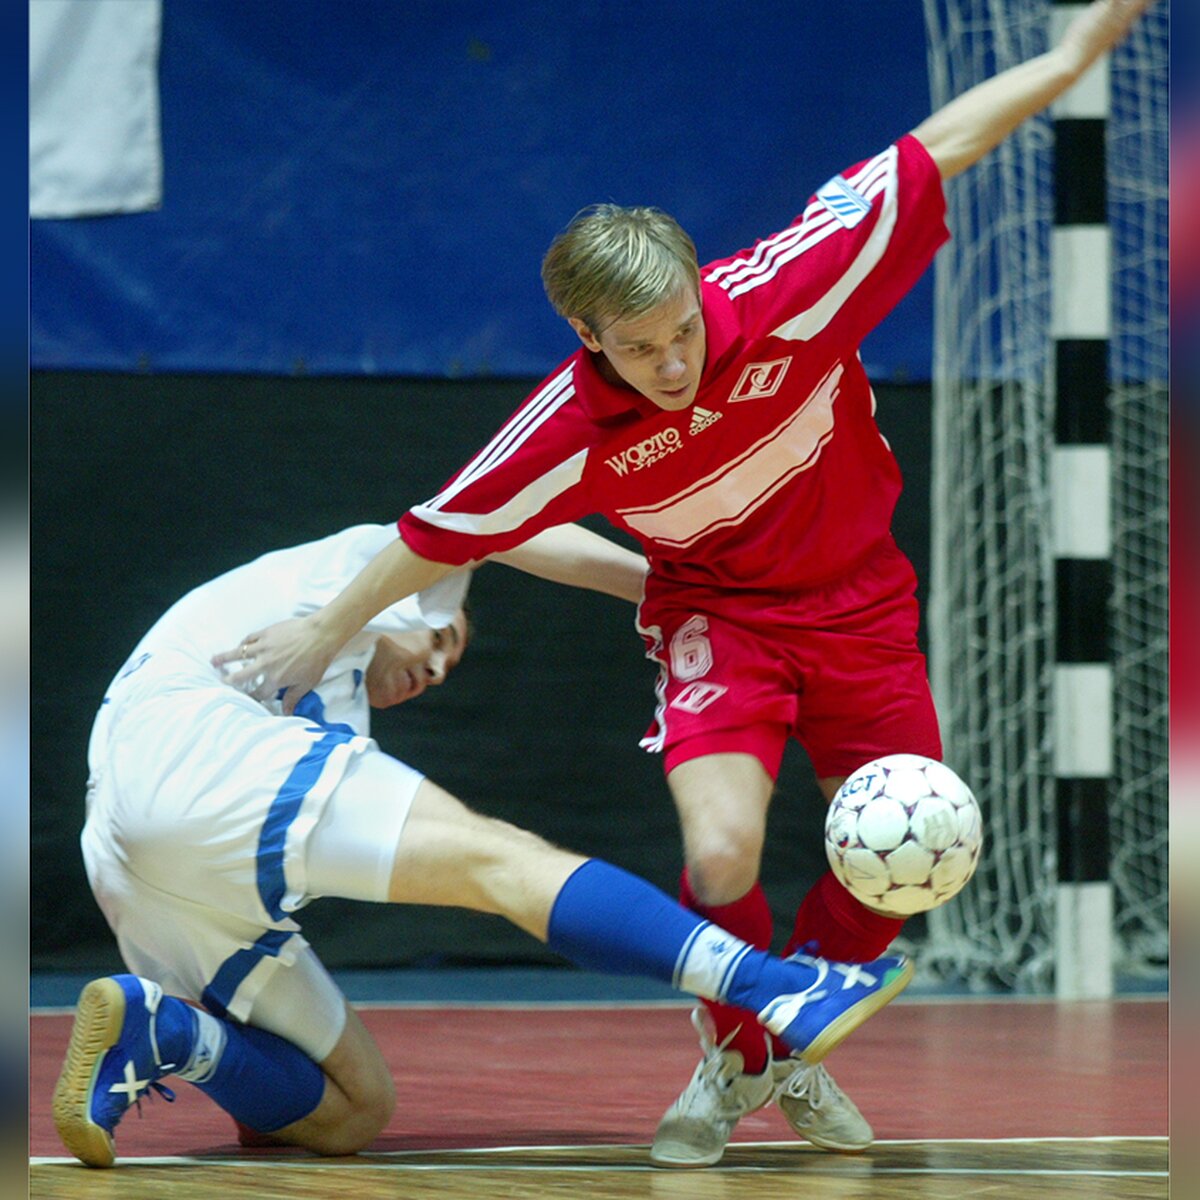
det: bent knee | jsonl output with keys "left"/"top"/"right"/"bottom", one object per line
{"left": 350, "top": 1069, "right": 396, "bottom": 1143}
{"left": 311, "top": 1084, "right": 396, "bottom": 1156}
{"left": 686, "top": 843, "right": 763, "bottom": 906}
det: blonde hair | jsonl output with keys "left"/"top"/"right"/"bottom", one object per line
{"left": 540, "top": 204, "right": 700, "bottom": 334}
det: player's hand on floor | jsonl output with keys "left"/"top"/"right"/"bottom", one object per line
{"left": 212, "top": 616, "right": 335, "bottom": 714}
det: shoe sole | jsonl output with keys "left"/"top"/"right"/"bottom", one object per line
{"left": 800, "top": 958, "right": 914, "bottom": 1065}
{"left": 51, "top": 977, "right": 127, "bottom": 1168}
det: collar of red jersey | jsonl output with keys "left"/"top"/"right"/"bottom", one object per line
{"left": 572, "top": 281, "right": 740, "bottom": 421}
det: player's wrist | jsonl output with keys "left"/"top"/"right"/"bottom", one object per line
{"left": 306, "top": 606, "right": 358, "bottom": 660}
{"left": 1058, "top": 1, "right": 1136, "bottom": 77}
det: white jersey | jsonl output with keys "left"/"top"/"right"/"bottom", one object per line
{"left": 92, "top": 522, "right": 467, "bottom": 749}
{"left": 81, "top": 525, "right": 469, "bottom": 1034}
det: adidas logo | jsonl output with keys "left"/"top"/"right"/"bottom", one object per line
{"left": 689, "top": 405, "right": 722, "bottom": 436}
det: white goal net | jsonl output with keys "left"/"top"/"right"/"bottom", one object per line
{"left": 919, "top": 0, "right": 1168, "bottom": 989}
{"left": 1106, "top": 2, "right": 1169, "bottom": 976}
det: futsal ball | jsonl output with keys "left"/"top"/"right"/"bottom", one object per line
{"left": 824, "top": 754, "right": 983, "bottom": 916}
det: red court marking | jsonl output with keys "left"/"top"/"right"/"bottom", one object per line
{"left": 30, "top": 999, "right": 1167, "bottom": 1159}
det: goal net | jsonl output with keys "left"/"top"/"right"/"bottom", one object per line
{"left": 1106, "top": 2, "right": 1169, "bottom": 977}
{"left": 918, "top": 0, "right": 1168, "bottom": 989}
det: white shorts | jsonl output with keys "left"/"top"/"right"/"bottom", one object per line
{"left": 83, "top": 655, "right": 426, "bottom": 1060}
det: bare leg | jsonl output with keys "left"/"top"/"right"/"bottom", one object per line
{"left": 667, "top": 752, "right": 774, "bottom": 904}
{"left": 386, "top": 778, "right": 587, "bottom": 940}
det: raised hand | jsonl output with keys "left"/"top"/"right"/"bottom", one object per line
{"left": 913, "top": 0, "right": 1157, "bottom": 179}
{"left": 1059, "top": 0, "right": 1156, "bottom": 73}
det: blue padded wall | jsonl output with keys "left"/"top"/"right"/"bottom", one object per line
{"left": 30, "top": 1, "right": 935, "bottom": 379}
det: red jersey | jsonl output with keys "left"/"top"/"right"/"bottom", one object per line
{"left": 399, "top": 135, "right": 948, "bottom": 593}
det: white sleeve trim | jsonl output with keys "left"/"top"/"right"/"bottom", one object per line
{"left": 768, "top": 144, "right": 900, "bottom": 343}
{"left": 409, "top": 448, "right": 590, "bottom": 540}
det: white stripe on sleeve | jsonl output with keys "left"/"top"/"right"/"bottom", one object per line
{"left": 768, "top": 145, "right": 900, "bottom": 341}
{"left": 423, "top": 366, "right": 576, "bottom": 513}
{"left": 705, "top": 148, "right": 895, "bottom": 305}
{"left": 409, "top": 448, "right": 589, "bottom": 540}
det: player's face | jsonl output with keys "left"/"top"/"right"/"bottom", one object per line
{"left": 571, "top": 289, "right": 706, "bottom": 412}
{"left": 385, "top": 609, "right": 469, "bottom": 704}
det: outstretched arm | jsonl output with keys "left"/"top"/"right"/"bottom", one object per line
{"left": 488, "top": 523, "right": 648, "bottom": 604}
{"left": 912, "top": 0, "right": 1153, "bottom": 179}
{"left": 214, "top": 537, "right": 458, "bottom": 714}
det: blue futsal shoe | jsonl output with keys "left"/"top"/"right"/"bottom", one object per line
{"left": 52, "top": 975, "right": 178, "bottom": 1167}
{"left": 757, "top": 953, "right": 913, "bottom": 1064}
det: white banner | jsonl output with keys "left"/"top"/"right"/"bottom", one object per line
{"left": 29, "top": 0, "right": 163, "bottom": 218}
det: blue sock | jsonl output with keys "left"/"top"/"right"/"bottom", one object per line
{"left": 547, "top": 859, "right": 820, "bottom": 1013}
{"left": 156, "top": 996, "right": 325, "bottom": 1133}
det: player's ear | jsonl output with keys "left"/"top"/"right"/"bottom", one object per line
{"left": 568, "top": 317, "right": 603, "bottom": 353}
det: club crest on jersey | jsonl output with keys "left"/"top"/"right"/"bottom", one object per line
{"left": 605, "top": 427, "right": 684, "bottom": 476}
{"left": 728, "top": 357, "right": 792, "bottom": 403}
{"left": 670, "top": 681, "right": 728, "bottom": 714}
{"left": 816, "top": 174, "right": 871, "bottom": 228}
{"left": 688, "top": 405, "right": 722, "bottom": 436}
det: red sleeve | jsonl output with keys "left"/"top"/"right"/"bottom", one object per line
{"left": 396, "top": 363, "right": 595, "bottom": 565}
{"left": 703, "top": 134, "right": 948, "bottom": 346}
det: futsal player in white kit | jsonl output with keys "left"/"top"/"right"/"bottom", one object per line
{"left": 54, "top": 520, "right": 912, "bottom": 1168}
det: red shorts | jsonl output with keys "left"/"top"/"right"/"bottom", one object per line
{"left": 637, "top": 540, "right": 942, "bottom": 781}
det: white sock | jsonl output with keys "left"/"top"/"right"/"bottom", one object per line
{"left": 174, "top": 1007, "right": 228, "bottom": 1084}
{"left": 673, "top": 922, "right": 754, "bottom": 1001}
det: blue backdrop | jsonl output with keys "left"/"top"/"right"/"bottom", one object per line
{"left": 30, "top": 1, "right": 936, "bottom": 379}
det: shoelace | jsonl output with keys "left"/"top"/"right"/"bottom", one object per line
{"left": 132, "top": 1081, "right": 176, "bottom": 1120}
{"left": 780, "top": 1063, "right": 840, "bottom": 1110}
{"left": 111, "top": 986, "right": 178, "bottom": 1120}
{"left": 693, "top": 1013, "right": 745, "bottom": 1087}
{"left": 685, "top": 1061, "right": 760, "bottom": 1120}
{"left": 693, "top": 1046, "right": 741, "bottom": 1093}
{"left": 682, "top": 1014, "right": 771, "bottom": 1118}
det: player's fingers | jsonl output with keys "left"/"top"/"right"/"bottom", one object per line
{"left": 211, "top": 635, "right": 259, "bottom": 668}
{"left": 280, "top": 684, "right": 303, "bottom": 717}
{"left": 215, "top": 664, "right": 265, "bottom": 697}
{"left": 212, "top": 643, "right": 273, "bottom": 699}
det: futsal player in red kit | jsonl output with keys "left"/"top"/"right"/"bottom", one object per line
{"left": 220, "top": 0, "right": 1155, "bottom": 1167}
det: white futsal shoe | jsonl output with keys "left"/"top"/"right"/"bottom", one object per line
{"left": 770, "top": 1056, "right": 873, "bottom": 1151}
{"left": 650, "top": 1009, "right": 774, "bottom": 1168}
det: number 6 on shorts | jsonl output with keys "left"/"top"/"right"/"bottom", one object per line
{"left": 670, "top": 615, "right": 714, "bottom": 682}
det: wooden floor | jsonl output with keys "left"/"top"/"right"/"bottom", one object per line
{"left": 30, "top": 1139, "right": 1169, "bottom": 1199}
{"left": 29, "top": 994, "right": 1170, "bottom": 1199}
